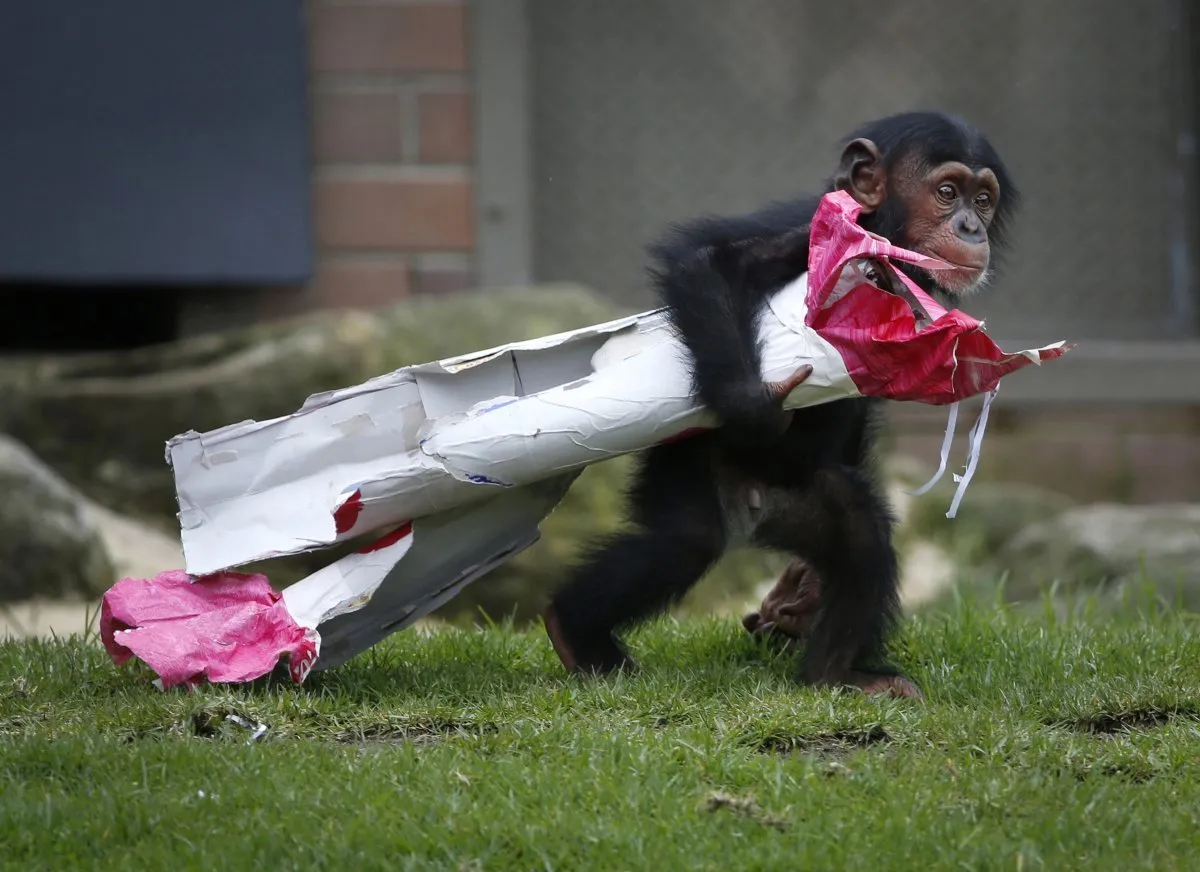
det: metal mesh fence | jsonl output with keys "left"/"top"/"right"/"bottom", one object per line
{"left": 528, "top": 0, "right": 1192, "bottom": 341}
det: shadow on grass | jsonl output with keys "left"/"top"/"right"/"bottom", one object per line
{"left": 1046, "top": 705, "right": 1200, "bottom": 736}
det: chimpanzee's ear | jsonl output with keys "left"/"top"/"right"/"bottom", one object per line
{"left": 834, "top": 138, "right": 886, "bottom": 212}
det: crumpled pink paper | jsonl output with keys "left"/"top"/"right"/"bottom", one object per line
{"left": 100, "top": 570, "right": 318, "bottom": 689}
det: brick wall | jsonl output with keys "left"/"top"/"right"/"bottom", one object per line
{"left": 267, "top": 0, "right": 477, "bottom": 317}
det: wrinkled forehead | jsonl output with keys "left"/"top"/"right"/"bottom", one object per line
{"left": 893, "top": 148, "right": 1001, "bottom": 190}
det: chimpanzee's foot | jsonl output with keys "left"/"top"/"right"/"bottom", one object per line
{"left": 542, "top": 604, "right": 638, "bottom": 676}
{"left": 742, "top": 559, "right": 822, "bottom": 650}
{"left": 843, "top": 670, "right": 923, "bottom": 700}
{"left": 803, "top": 665, "right": 923, "bottom": 700}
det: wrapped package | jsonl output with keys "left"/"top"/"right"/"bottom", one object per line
{"left": 100, "top": 191, "right": 1069, "bottom": 688}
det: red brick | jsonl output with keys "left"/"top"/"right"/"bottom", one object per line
{"left": 418, "top": 91, "right": 472, "bottom": 163}
{"left": 314, "top": 178, "right": 475, "bottom": 250}
{"left": 414, "top": 267, "right": 474, "bottom": 295}
{"left": 313, "top": 91, "right": 403, "bottom": 163}
{"left": 311, "top": 4, "right": 467, "bottom": 74}
{"left": 313, "top": 258, "right": 412, "bottom": 310}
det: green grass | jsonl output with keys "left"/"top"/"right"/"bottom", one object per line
{"left": 2, "top": 596, "right": 1199, "bottom": 871}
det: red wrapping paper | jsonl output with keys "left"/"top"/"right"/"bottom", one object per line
{"left": 806, "top": 190, "right": 1068, "bottom": 403}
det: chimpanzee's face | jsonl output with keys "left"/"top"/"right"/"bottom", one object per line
{"left": 897, "top": 160, "right": 1002, "bottom": 297}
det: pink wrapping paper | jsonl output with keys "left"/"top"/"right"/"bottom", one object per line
{"left": 101, "top": 570, "right": 318, "bottom": 689}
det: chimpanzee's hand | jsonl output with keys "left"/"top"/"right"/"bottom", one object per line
{"left": 765, "top": 365, "right": 815, "bottom": 430}
{"left": 717, "top": 364, "right": 813, "bottom": 446}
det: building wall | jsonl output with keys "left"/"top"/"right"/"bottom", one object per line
{"left": 264, "top": 0, "right": 479, "bottom": 317}
{"left": 234, "top": 1, "right": 1200, "bottom": 505}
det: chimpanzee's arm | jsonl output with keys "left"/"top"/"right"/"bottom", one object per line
{"left": 646, "top": 198, "right": 819, "bottom": 443}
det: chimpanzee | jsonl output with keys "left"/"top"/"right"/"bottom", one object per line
{"left": 542, "top": 111, "right": 1019, "bottom": 699}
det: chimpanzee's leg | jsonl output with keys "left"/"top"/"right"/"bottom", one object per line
{"left": 742, "top": 398, "right": 883, "bottom": 650}
{"left": 752, "top": 463, "right": 921, "bottom": 699}
{"left": 544, "top": 440, "right": 728, "bottom": 676}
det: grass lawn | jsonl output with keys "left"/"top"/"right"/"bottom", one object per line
{"left": 2, "top": 594, "right": 1199, "bottom": 871}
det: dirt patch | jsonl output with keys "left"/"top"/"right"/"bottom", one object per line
{"left": 1052, "top": 706, "right": 1199, "bottom": 736}
{"left": 703, "top": 791, "right": 787, "bottom": 831}
{"left": 756, "top": 726, "right": 890, "bottom": 756}
{"left": 1092, "top": 763, "right": 1159, "bottom": 783}
{"left": 1064, "top": 760, "right": 1163, "bottom": 784}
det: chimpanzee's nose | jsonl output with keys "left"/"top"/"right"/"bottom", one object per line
{"left": 955, "top": 210, "right": 984, "bottom": 242}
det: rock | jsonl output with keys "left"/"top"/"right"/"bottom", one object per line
{"left": 0, "top": 284, "right": 622, "bottom": 525}
{"left": 905, "top": 479, "right": 1076, "bottom": 563}
{"left": 996, "top": 503, "right": 1200, "bottom": 607}
{"left": 0, "top": 487, "right": 186, "bottom": 640}
{"left": 0, "top": 435, "right": 114, "bottom": 602}
{"left": 78, "top": 498, "right": 183, "bottom": 584}
{"left": 881, "top": 454, "right": 938, "bottom": 513}
{"left": 898, "top": 539, "right": 958, "bottom": 608}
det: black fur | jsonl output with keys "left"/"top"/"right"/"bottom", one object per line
{"left": 546, "top": 111, "right": 1018, "bottom": 688}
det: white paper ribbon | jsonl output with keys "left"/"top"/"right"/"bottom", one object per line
{"left": 945, "top": 386, "right": 998, "bottom": 519}
{"left": 904, "top": 386, "right": 999, "bottom": 519}
{"left": 907, "top": 402, "right": 959, "bottom": 497}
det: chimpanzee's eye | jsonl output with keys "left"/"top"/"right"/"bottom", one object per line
{"left": 975, "top": 192, "right": 993, "bottom": 210}
{"left": 936, "top": 184, "right": 957, "bottom": 202}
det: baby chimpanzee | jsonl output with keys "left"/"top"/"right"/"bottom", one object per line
{"left": 544, "top": 111, "right": 1018, "bottom": 699}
